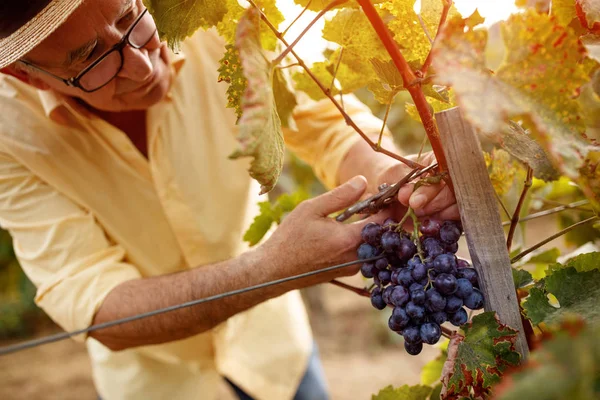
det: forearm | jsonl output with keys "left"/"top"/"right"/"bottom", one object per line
{"left": 90, "top": 247, "right": 308, "bottom": 351}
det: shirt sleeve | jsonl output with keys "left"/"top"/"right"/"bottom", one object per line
{"left": 0, "top": 152, "right": 142, "bottom": 339}
{"left": 283, "top": 93, "right": 388, "bottom": 190}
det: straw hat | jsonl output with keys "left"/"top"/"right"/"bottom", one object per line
{"left": 0, "top": 0, "right": 85, "bottom": 69}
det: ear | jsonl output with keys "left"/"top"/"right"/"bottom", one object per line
{"left": 1, "top": 65, "right": 52, "bottom": 90}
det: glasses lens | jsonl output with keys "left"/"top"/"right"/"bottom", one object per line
{"left": 129, "top": 11, "right": 158, "bottom": 48}
{"left": 79, "top": 51, "right": 122, "bottom": 91}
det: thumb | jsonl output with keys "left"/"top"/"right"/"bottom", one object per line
{"left": 311, "top": 175, "right": 368, "bottom": 217}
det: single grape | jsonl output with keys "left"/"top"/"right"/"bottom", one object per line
{"left": 405, "top": 301, "right": 426, "bottom": 321}
{"left": 370, "top": 288, "right": 386, "bottom": 310}
{"left": 357, "top": 243, "right": 378, "bottom": 260}
{"left": 391, "top": 286, "right": 410, "bottom": 307}
{"left": 390, "top": 270, "right": 401, "bottom": 285}
{"left": 440, "top": 222, "right": 461, "bottom": 244}
{"left": 434, "top": 273, "right": 458, "bottom": 295}
{"left": 430, "top": 311, "right": 447, "bottom": 325}
{"left": 375, "top": 257, "right": 389, "bottom": 271}
{"left": 422, "top": 237, "right": 444, "bottom": 259}
{"left": 409, "top": 282, "right": 424, "bottom": 291}
{"left": 391, "top": 306, "right": 411, "bottom": 329}
{"left": 444, "top": 242, "right": 459, "bottom": 254}
{"left": 411, "top": 262, "right": 428, "bottom": 282}
{"left": 404, "top": 341, "right": 423, "bottom": 355}
{"left": 407, "top": 256, "right": 422, "bottom": 269}
{"left": 464, "top": 288, "right": 484, "bottom": 310}
{"left": 403, "top": 326, "right": 422, "bottom": 344}
{"left": 360, "top": 263, "right": 377, "bottom": 278}
{"left": 382, "top": 285, "right": 395, "bottom": 305}
{"left": 410, "top": 287, "right": 426, "bottom": 306}
{"left": 382, "top": 218, "right": 397, "bottom": 231}
{"left": 388, "top": 315, "right": 404, "bottom": 332}
{"left": 420, "top": 322, "right": 442, "bottom": 345}
{"left": 361, "top": 222, "right": 383, "bottom": 246}
{"left": 448, "top": 308, "right": 468, "bottom": 326}
{"left": 426, "top": 288, "right": 447, "bottom": 312}
{"left": 397, "top": 238, "right": 418, "bottom": 261}
{"left": 398, "top": 268, "right": 415, "bottom": 287}
{"left": 457, "top": 259, "right": 471, "bottom": 269}
{"left": 445, "top": 295, "right": 463, "bottom": 313}
{"left": 455, "top": 278, "right": 474, "bottom": 299}
{"left": 381, "top": 231, "right": 402, "bottom": 253}
{"left": 433, "top": 253, "right": 457, "bottom": 274}
{"left": 420, "top": 219, "right": 442, "bottom": 237}
{"left": 378, "top": 270, "right": 392, "bottom": 286}
{"left": 457, "top": 268, "right": 479, "bottom": 287}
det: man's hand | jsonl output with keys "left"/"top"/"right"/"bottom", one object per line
{"left": 262, "top": 175, "right": 390, "bottom": 282}
{"left": 376, "top": 152, "right": 460, "bottom": 221}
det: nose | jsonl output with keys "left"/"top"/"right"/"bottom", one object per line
{"left": 117, "top": 45, "right": 154, "bottom": 82}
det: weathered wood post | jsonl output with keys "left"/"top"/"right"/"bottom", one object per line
{"left": 436, "top": 107, "right": 529, "bottom": 359}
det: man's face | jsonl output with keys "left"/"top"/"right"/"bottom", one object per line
{"left": 15, "top": 0, "right": 172, "bottom": 112}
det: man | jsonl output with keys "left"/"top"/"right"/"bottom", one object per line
{"left": 0, "top": 1, "right": 457, "bottom": 399}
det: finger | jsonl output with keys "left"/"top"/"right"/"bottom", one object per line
{"left": 431, "top": 204, "right": 461, "bottom": 221}
{"left": 349, "top": 208, "right": 394, "bottom": 232}
{"left": 309, "top": 175, "right": 368, "bottom": 217}
{"left": 409, "top": 183, "right": 447, "bottom": 210}
{"left": 414, "top": 185, "right": 455, "bottom": 216}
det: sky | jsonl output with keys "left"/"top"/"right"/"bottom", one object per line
{"left": 276, "top": 0, "right": 519, "bottom": 63}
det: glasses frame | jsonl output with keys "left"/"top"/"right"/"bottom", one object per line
{"left": 19, "top": 9, "right": 157, "bottom": 93}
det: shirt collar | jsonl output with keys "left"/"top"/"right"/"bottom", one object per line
{"left": 38, "top": 48, "right": 187, "bottom": 121}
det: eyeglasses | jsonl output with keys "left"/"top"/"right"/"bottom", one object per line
{"left": 20, "top": 9, "right": 158, "bottom": 93}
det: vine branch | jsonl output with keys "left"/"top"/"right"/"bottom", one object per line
{"left": 506, "top": 167, "right": 533, "bottom": 252}
{"left": 330, "top": 279, "right": 371, "bottom": 297}
{"left": 501, "top": 200, "right": 591, "bottom": 226}
{"left": 511, "top": 215, "right": 600, "bottom": 264}
{"left": 282, "top": 0, "right": 313, "bottom": 36}
{"left": 419, "top": 0, "right": 452, "bottom": 76}
{"left": 248, "top": 0, "right": 424, "bottom": 169}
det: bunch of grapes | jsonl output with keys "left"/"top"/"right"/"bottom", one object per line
{"left": 357, "top": 218, "right": 484, "bottom": 355}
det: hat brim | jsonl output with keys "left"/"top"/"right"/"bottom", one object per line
{"left": 0, "top": 0, "right": 85, "bottom": 70}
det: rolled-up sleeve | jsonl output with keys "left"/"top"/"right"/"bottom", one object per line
{"left": 283, "top": 93, "right": 387, "bottom": 189}
{"left": 0, "top": 152, "right": 141, "bottom": 339}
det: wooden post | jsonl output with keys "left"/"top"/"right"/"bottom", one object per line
{"left": 436, "top": 107, "right": 529, "bottom": 359}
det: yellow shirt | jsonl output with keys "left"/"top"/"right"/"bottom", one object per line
{"left": 0, "top": 29, "right": 384, "bottom": 400}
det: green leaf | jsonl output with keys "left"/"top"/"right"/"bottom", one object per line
{"left": 372, "top": 384, "right": 432, "bottom": 400}
{"left": 442, "top": 312, "right": 521, "bottom": 399}
{"left": 564, "top": 251, "right": 600, "bottom": 271}
{"left": 494, "top": 322, "right": 600, "bottom": 400}
{"left": 512, "top": 268, "right": 534, "bottom": 289}
{"left": 275, "top": 190, "right": 309, "bottom": 214}
{"left": 292, "top": 62, "right": 336, "bottom": 101}
{"left": 243, "top": 201, "right": 277, "bottom": 246}
{"left": 433, "top": 10, "right": 599, "bottom": 192}
{"left": 523, "top": 266, "right": 600, "bottom": 325}
{"left": 273, "top": 69, "right": 298, "bottom": 129}
{"left": 218, "top": 44, "right": 247, "bottom": 119}
{"left": 528, "top": 247, "right": 561, "bottom": 264}
{"left": 421, "top": 340, "right": 449, "bottom": 386}
{"left": 229, "top": 8, "right": 285, "bottom": 195}
{"left": 144, "top": 0, "right": 228, "bottom": 49}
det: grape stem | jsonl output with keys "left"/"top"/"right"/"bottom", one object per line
{"left": 506, "top": 167, "right": 533, "bottom": 252}
{"left": 354, "top": 0, "right": 452, "bottom": 184}
{"left": 510, "top": 215, "right": 600, "bottom": 263}
{"left": 281, "top": 0, "right": 313, "bottom": 36}
{"left": 409, "top": 209, "right": 426, "bottom": 262}
{"left": 248, "top": 0, "right": 425, "bottom": 169}
{"left": 441, "top": 326, "right": 455, "bottom": 338}
{"left": 329, "top": 279, "right": 372, "bottom": 297}
{"left": 501, "top": 199, "right": 591, "bottom": 226}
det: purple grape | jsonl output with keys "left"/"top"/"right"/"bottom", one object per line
{"left": 457, "top": 268, "right": 479, "bottom": 287}
{"left": 457, "top": 259, "right": 471, "bottom": 269}
{"left": 375, "top": 257, "right": 389, "bottom": 271}
{"left": 382, "top": 285, "right": 394, "bottom": 305}
{"left": 426, "top": 288, "right": 447, "bottom": 312}
{"left": 390, "top": 270, "right": 401, "bottom": 285}
{"left": 407, "top": 256, "right": 422, "bottom": 269}
{"left": 409, "top": 282, "right": 424, "bottom": 291}
{"left": 433, "top": 254, "right": 457, "bottom": 274}
{"left": 420, "top": 322, "right": 442, "bottom": 345}
{"left": 403, "top": 326, "right": 422, "bottom": 344}
{"left": 381, "top": 231, "right": 402, "bottom": 253}
{"left": 420, "top": 219, "right": 441, "bottom": 237}
{"left": 423, "top": 237, "right": 444, "bottom": 259}
{"left": 434, "top": 273, "right": 458, "bottom": 295}
{"left": 357, "top": 243, "right": 378, "bottom": 260}
{"left": 388, "top": 315, "right": 404, "bottom": 332}
{"left": 370, "top": 288, "right": 386, "bottom": 310}
{"left": 404, "top": 341, "right": 423, "bottom": 355}
{"left": 391, "top": 306, "right": 410, "bottom": 329}
{"left": 411, "top": 262, "right": 428, "bottom": 282}
{"left": 430, "top": 311, "right": 447, "bottom": 325}
{"left": 410, "top": 287, "right": 426, "bottom": 305}
{"left": 464, "top": 288, "right": 484, "bottom": 310}
{"left": 378, "top": 270, "right": 392, "bottom": 286}
{"left": 445, "top": 295, "right": 463, "bottom": 313}
{"left": 398, "top": 268, "right": 415, "bottom": 287}
{"left": 397, "top": 238, "right": 417, "bottom": 261}
{"left": 440, "top": 221, "right": 462, "bottom": 244}
{"left": 449, "top": 308, "right": 468, "bottom": 326}
{"left": 444, "top": 242, "right": 459, "bottom": 254}
{"left": 455, "top": 278, "right": 474, "bottom": 299}
{"left": 391, "top": 286, "right": 410, "bottom": 307}
{"left": 361, "top": 222, "right": 383, "bottom": 246}
{"left": 382, "top": 218, "right": 397, "bottom": 231}
{"left": 405, "top": 301, "right": 426, "bottom": 321}
{"left": 361, "top": 262, "right": 377, "bottom": 278}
